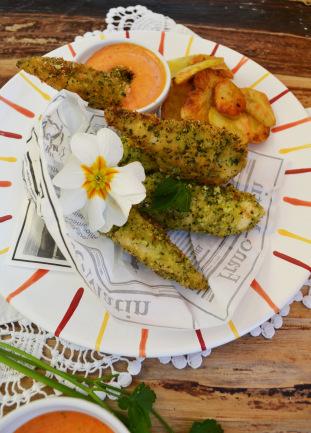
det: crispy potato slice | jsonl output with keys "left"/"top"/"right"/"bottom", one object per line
{"left": 174, "top": 58, "right": 225, "bottom": 84}
{"left": 242, "top": 87, "right": 276, "bottom": 127}
{"left": 209, "top": 107, "right": 249, "bottom": 145}
{"left": 214, "top": 79, "right": 246, "bottom": 116}
{"left": 247, "top": 114, "right": 270, "bottom": 143}
{"left": 194, "top": 69, "right": 232, "bottom": 91}
{"left": 161, "top": 80, "right": 193, "bottom": 120}
{"left": 168, "top": 54, "right": 209, "bottom": 76}
{"left": 181, "top": 87, "right": 212, "bottom": 121}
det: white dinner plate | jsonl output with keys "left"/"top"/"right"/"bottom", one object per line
{"left": 0, "top": 31, "right": 310, "bottom": 357}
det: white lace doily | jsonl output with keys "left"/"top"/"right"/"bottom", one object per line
{"left": 1, "top": 4, "right": 311, "bottom": 415}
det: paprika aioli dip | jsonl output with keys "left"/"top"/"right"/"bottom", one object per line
{"left": 85, "top": 42, "right": 167, "bottom": 111}
{"left": 14, "top": 411, "right": 115, "bottom": 433}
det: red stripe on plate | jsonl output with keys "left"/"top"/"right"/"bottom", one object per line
{"left": 0, "top": 130, "right": 22, "bottom": 140}
{"left": 0, "top": 214, "right": 12, "bottom": 223}
{"left": 285, "top": 168, "right": 311, "bottom": 175}
{"left": 273, "top": 251, "right": 311, "bottom": 272}
{"left": 6, "top": 269, "right": 49, "bottom": 303}
{"left": 158, "top": 31, "right": 165, "bottom": 55}
{"left": 125, "top": 30, "right": 130, "bottom": 39}
{"left": 195, "top": 329, "right": 207, "bottom": 351}
{"left": 67, "top": 43, "right": 76, "bottom": 57}
{"left": 210, "top": 43, "right": 219, "bottom": 56}
{"left": 54, "top": 287, "right": 84, "bottom": 337}
{"left": 269, "top": 89, "right": 289, "bottom": 104}
{"left": 272, "top": 117, "right": 310, "bottom": 133}
{"left": 0, "top": 95, "right": 35, "bottom": 118}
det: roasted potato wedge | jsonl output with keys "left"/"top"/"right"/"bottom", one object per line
{"left": 174, "top": 58, "right": 225, "bottom": 84}
{"left": 181, "top": 87, "right": 212, "bottom": 121}
{"left": 208, "top": 107, "right": 249, "bottom": 145}
{"left": 161, "top": 80, "right": 193, "bottom": 120}
{"left": 194, "top": 69, "right": 232, "bottom": 91}
{"left": 242, "top": 87, "right": 276, "bottom": 127}
{"left": 247, "top": 114, "right": 270, "bottom": 143}
{"left": 214, "top": 79, "right": 246, "bottom": 116}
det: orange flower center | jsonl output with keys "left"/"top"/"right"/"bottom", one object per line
{"left": 81, "top": 156, "right": 118, "bottom": 200}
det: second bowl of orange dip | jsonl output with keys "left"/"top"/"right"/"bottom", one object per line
{"left": 75, "top": 38, "right": 171, "bottom": 112}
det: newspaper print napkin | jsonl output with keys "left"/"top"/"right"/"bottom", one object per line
{"left": 7, "top": 89, "right": 285, "bottom": 329}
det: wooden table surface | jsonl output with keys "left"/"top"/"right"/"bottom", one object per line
{"left": 0, "top": 1, "right": 310, "bottom": 432}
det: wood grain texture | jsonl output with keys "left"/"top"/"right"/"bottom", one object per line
{"left": 0, "top": 2, "right": 310, "bottom": 432}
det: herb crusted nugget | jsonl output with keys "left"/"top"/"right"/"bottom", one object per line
{"left": 141, "top": 173, "right": 264, "bottom": 236}
{"left": 105, "top": 108, "right": 247, "bottom": 185}
{"left": 106, "top": 208, "right": 208, "bottom": 291}
{"left": 17, "top": 56, "right": 133, "bottom": 110}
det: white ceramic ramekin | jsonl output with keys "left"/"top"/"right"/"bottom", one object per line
{"left": 0, "top": 397, "right": 130, "bottom": 433}
{"left": 75, "top": 37, "right": 171, "bottom": 113}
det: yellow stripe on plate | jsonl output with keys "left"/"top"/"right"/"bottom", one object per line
{"left": 185, "top": 35, "right": 194, "bottom": 56}
{"left": 278, "top": 229, "right": 311, "bottom": 245}
{"left": 0, "top": 157, "right": 17, "bottom": 163}
{"left": 99, "top": 33, "right": 106, "bottom": 40}
{"left": 279, "top": 143, "right": 311, "bottom": 154}
{"left": 249, "top": 72, "right": 270, "bottom": 89}
{"left": 228, "top": 320, "right": 240, "bottom": 338}
{"left": 0, "top": 247, "right": 9, "bottom": 255}
{"left": 19, "top": 72, "right": 52, "bottom": 101}
{"left": 95, "top": 311, "right": 110, "bottom": 351}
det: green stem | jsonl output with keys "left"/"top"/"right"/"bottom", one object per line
{"left": 0, "top": 343, "right": 110, "bottom": 411}
{"left": 151, "top": 409, "right": 175, "bottom": 433}
{"left": 0, "top": 351, "right": 90, "bottom": 401}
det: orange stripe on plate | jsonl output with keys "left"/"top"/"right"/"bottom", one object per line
{"left": 279, "top": 143, "right": 311, "bottom": 154}
{"left": 0, "top": 95, "right": 35, "bottom": 118}
{"left": 19, "top": 72, "right": 52, "bottom": 101}
{"left": 139, "top": 328, "right": 149, "bottom": 357}
{"left": 95, "top": 311, "right": 110, "bottom": 351}
{"left": 231, "top": 56, "right": 249, "bottom": 74}
{"left": 272, "top": 117, "right": 311, "bottom": 133}
{"left": 185, "top": 35, "right": 194, "bottom": 56}
{"left": 67, "top": 43, "right": 76, "bottom": 57}
{"left": 285, "top": 167, "right": 311, "bottom": 175}
{"left": 0, "top": 157, "right": 17, "bottom": 163}
{"left": 158, "top": 31, "right": 165, "bottom": 55}
{"left": 228, "top": 320, "right": 240, "bottom": 338}
{"left": 250, "top": 279, "right": 279, "bottom": 313}
{"left": 283, "top": 196, "right": 311, "bottom": 207}
{"left": 249, "top": 72, "right": 270, "bottom": 89}
{"left": 278, "top": 229, "right": 311, "bottom": 245}
{"left": 0, "top": 181, "right": 12, "bottom": 187}
{"left": 6, "top": 269, "right": 49, "bottom": 303}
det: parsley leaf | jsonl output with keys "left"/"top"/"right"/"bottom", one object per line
{"left": 189, "top": 419, "right": 224, "bottom": 433}
{"left": 151, "top": 177, "right": 192, "bottom": 212}
{"left": 118, "top": 383, "right": 156, "bottom": 433}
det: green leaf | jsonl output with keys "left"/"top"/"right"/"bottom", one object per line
{"left": 189, "top": 419, "right": 224, "bottom": 433}
{"left": 151, "top": 177, "right": 192, "bottom": 212}
{"left": 117, "top": 383, "right": 156, "bottom": 433}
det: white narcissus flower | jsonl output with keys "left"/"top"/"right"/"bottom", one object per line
{"left": 53, "top": 128, "right": 146, "bottom": 233}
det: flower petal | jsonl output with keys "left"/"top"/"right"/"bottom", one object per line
{"left": 85, "top": 196, "right": 107, "bottom": 232}
{"left": 96, "top": 128, "right": 124, "bottom": 166}
{"left": 59, "top": 188, "right": 87, "bottom": 215}
{"left": 70, "top": 132, "right": 99, "bottom": 165}
{"left": 99, "top": 196, "right": 128, "bottom": 233}
{"left": 110, "top": 169, "right": 146, "bottom": 197}
{"left": 118, "top": 161, "right": 145, "bottom": 182}
{"left": 53, "top": 155, "right": 84, "bottom": 189}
